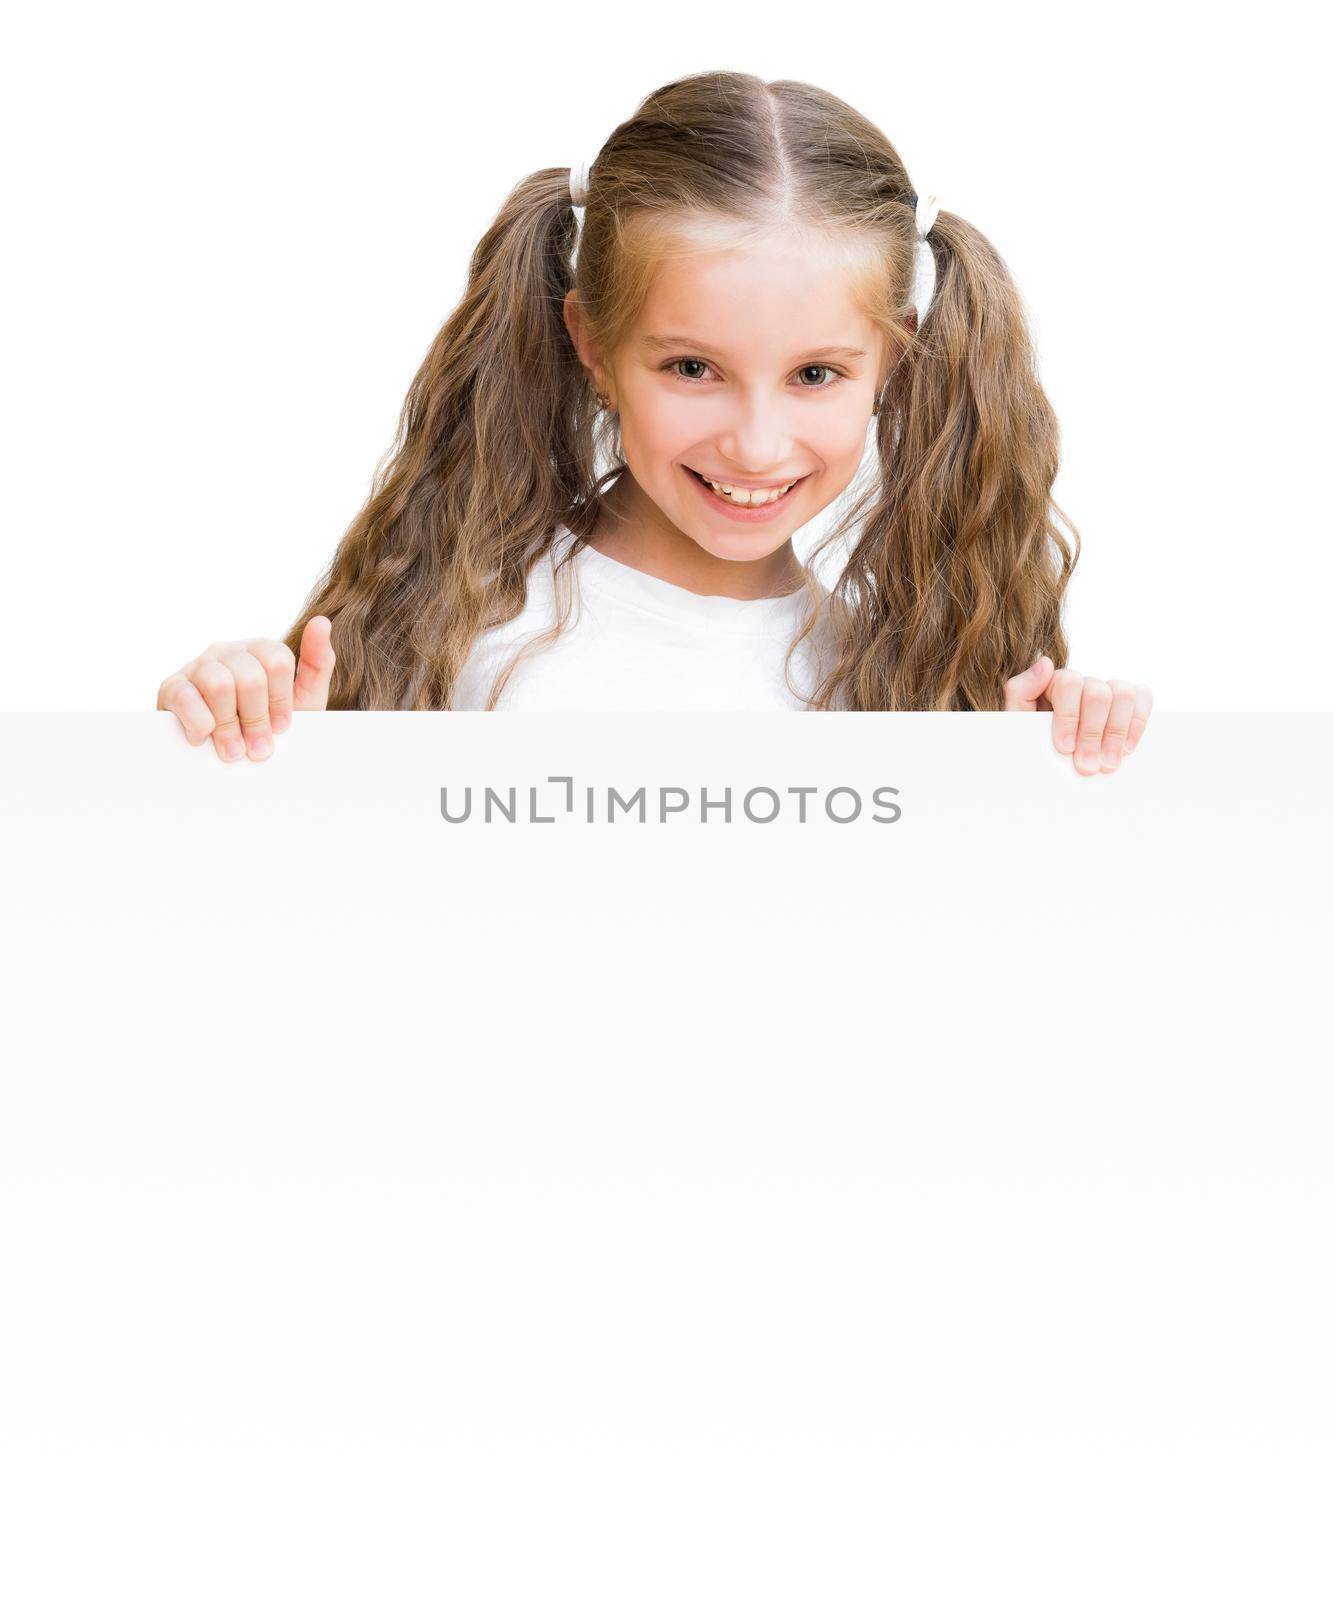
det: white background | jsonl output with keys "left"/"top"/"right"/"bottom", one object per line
{"left": 2, "top": 711, "right": 1331, "bottom": 1594}
{"left": 1, "top": 0, "right": 1327, "bottom": 709}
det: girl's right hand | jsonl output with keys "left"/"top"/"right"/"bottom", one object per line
{"left": 156, "top": 616, "right": 336, "bottom": 762}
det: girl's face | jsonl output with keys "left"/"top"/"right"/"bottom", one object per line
{"left": 570, "top": 228, "right": 889, "bottom": 578}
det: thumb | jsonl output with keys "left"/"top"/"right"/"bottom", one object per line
{"left": 293, "top": 615, "right": 336, "bottom": 710}
{"left": 1003, "top": 654, "right": 1054, "bottom": 711}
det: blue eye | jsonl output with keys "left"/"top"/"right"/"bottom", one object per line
{"left": 665, "top": 358, "right": 847, "bottom": 390}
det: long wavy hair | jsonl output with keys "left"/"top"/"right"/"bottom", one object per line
{"left": 284, "top": 70, "right": 1079, "bottom": 711}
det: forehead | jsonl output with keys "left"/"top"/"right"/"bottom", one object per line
{"left": 634, "top": 228, "right": 880, "bottom": 358}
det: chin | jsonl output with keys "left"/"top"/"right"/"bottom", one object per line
{"left": 689, "top": 529, "right": 788, "bottom": 563}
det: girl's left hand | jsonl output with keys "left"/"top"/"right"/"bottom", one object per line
{"left": 1004, "top": 657, "right": 1153, "bottom": 776}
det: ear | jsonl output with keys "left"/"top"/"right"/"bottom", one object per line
{"left": 563, "top": 289, "right": 604, "bottom": 389}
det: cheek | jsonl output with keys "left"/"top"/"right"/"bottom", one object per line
{"left": 622, "top": 398, "right": 697, "bottom": 466}
{"left": 807, "top": 407, "right": 871, "bottom": 466}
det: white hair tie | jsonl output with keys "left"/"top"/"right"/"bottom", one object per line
{"left": 910, "top": 191, "right": 941, "bottom": 327}
{"left": 569, "top": 161, "right": 591, "bottom": 208}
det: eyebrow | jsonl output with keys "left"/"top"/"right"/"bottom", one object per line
{"left": 640, "top": 335, "right": 867, "bottom": 361}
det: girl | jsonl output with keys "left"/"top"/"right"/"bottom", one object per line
{"left": 156, "top": 70, "right": 1152, "bottom": 776}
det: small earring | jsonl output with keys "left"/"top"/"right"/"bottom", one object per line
{"left": 595, "top": 390, "right": 611, "bottom": 409}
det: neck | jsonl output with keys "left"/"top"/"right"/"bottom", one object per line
{"left": 588, "top": 472, "right": 804, "bottom": 600}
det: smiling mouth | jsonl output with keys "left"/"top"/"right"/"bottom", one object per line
{"left": 684, "top": 466, "right": 809, "bottom": 502}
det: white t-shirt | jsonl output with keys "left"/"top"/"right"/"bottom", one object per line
{"left": 406, "top": 524, "right": 834, "bottom": 711}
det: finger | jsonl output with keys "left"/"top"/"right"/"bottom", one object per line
{"left": 189, "top": 659, "right": 246, "bottom": 762}
{"left": 294, "top": 615, "right": 337, "bottom": 711}
{"left": 1003, "top": 655, "right": 1054, "bottom": 711}
{"left": 1099, "top": 679, "right": 1138, "bottom": 771}
{"left": 157, "top": 673, "right": 217, "bottom": 747}
{"left": 197, "top": 640, "right": 239, "bottom": 665}
{"left": 1123, "top": 683, "right": 1154, "bottom": 755}
{"left": 1046, "top": 669, "right": 1084, "bottom": 754}
{"left": 244, "top": 638, "right": 299, "bottom": 734}
{"left": 1073, "top": 678, "right": 1113, "bottom": 775}
{"left": 219, "top": 649, "right": 276, "bottom": 761}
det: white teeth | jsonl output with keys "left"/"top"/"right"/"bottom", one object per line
{"left": 697, "top": 473, "right": 799, "bottom": 506}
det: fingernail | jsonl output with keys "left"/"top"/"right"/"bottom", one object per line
{"left": 224, "top": 739, "right": 246, "bottom": 761}
{"left": 1102, "top": 749, "right": 1121, "bottom": 771}
{"left": 1075, "top": 748, "right": 1100, "bottom": 774}
{"left": 272, "top": 711, "right": 291, "bottom": 733}
{"left": 250, "top": 736, "right": 272, "bottom": 759}
{"left": 1058, "top": 731, "right": 1076, "bottom": 753}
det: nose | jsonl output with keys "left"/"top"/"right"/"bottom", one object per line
{"left": 715, "top": 390, "right": 795, "bottom": 477}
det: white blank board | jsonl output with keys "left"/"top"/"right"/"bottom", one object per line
{"left": 1, "top": 711, "right": 1329, "bottom": 1598}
